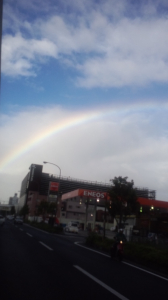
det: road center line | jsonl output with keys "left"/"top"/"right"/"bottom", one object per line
{"left": 74, "top": 265, "right": 129, "bottom": 300}
{"left": 26, "top": 233, "right": 32, "bottom": 237}
{"left": 39, "top": 241, "right": 53, "bottom": 251}
{"left": 74, "top": 242, "right": 168, "bottom": 281}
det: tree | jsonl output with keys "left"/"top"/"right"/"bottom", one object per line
{"left": 37, "top": 201, "right": 57, "bottom": 223}
{"left": 19, "top": 203, "right": 29, "bottom": 218}
{"left": 108, "top": 176, "right": 138, "bottom": 228}
{"left": 47, "top": 202, "right": 57, "bottom": 216}
{"left": 37, "top": 200, "right": 49, "bottom": 219}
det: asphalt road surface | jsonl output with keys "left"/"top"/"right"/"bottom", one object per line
{"left": 1, "top": 220, "right": 168, "bottom": 300}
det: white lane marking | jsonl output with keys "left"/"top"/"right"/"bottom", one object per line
{"left": 74, "top": 265, "right": 129, "bottom": 300}
{"left": 39, "top": 241, "right": 53, "bottom": 251}
{"left": 74, "top": 242, "right": 168, "bottom": 281}
{"left": 26, "top": 233, "right": 32, "bottom": 237}
{"left": 74, "top": 242, "right": 110, "bottom": 257}
{"left": 123, "top": 261, "right": 168, "bottom": 282}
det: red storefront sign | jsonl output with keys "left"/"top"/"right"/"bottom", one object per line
{"left": 50, "top": 182, "right": 59, "bottom": 192}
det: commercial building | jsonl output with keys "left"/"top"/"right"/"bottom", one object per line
{"left": 19, "top": 164, "right": 156, "bottom": 203}
{"left": 19, "top": 163, "right": 114, "bottom": 219}
{"left": 18, "top": 163, "right": 158, "bottom": 231}
{"left": 137, "top": 198, "right": 168, "bottom": 234}
{"left": 60, "top": 189, "right": 112, "bottom": 230}
{"left": 9, "top": 193, "right": 18, "bottom": 206}
{"left": 61, "top": 191, "right": 168, "bottom": 232}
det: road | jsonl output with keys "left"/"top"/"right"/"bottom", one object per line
{"left": 0, "top": 220, "right": 168, "bottom": 300}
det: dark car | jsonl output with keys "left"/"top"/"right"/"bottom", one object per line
{"left": 14, "top": 217, "right": 23, "bottom": 225}
{"left": 0, "top": 215, "right": 5, "bottom": 226}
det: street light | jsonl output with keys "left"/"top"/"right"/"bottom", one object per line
{"left": 43, "top": 161, "right": 61, "bottom": 177}
{"left": 43, "top": 161, "right": 61, "bottom": 217}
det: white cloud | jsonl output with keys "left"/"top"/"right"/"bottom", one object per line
{"left": 2, "top": 34, "right": 57, "bottom": 76}
{"left": 75, "top": 17, "right": 168, "bottom": 87}
{"left": 2, "top": 1, "right": 168, "bottom": 85}
{"left": 0, "top": 103, "right": 168, "bottom": 202}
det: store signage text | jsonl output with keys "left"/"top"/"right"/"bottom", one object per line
{"left": 83, "top": 190, "right": 106, "bottom": 199}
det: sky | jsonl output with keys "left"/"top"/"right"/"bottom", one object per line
{"left": 0, "top": 0, "right": 168, "bottom": 203}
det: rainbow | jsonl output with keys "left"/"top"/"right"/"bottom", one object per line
{"left": 0, "top": 108, "right": 101, "bottom": 171}
{"left": 0, "top": 101, "right": 167, "bottom": 171}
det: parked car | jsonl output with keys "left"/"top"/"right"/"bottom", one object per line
{"left": 147, "top": 232, "right": 156, "bottom": 241}
{"left": 65, "top": 222, "right": 78, "bottom": 233}
{"left": 7, "top": 215, "right": 14, "bottom": 220}
{"left": 14, "top": 216, "right": 23, "bottom": 225}
{"left": 110, "top": 226, "right": 116, "bottom": 231}
{"left": 0, "top": 215, "right": 5, "bottom": 226}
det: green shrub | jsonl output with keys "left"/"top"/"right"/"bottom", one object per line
{"left": 27, "top": 220, "right": 63, "bottom": 234}
{"left": 86, "top": 233, "right": 113, "bottom": 251}
{"left": 86, "top": 235, "right": 168, "bottom": 273}
{"left": 124, "top": 242, "right": 168, "bottom": 272}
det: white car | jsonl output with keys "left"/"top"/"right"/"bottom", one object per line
{"left": 110, "top": 226, "right": 116, "bottom": 231}
{"left": 65, "top": 222, "right": 78, "bottom": 233}
{"left": 0, "top": 215, "right": 5, "bottom": 226}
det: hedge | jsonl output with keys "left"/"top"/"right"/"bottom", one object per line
{"left": 26, "top": 220, "right": 63, "bottom": 234}
{"left": 85, "top": 233, "right": 168, "bottom": 274}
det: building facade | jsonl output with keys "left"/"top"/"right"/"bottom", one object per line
{"left": 18, "top": 163, "right": 160, "bottom": 232}
{"left": 9, "top": 193, "right": 18, "bottom": 206}
{"left": 60, "top": 189, "right": 113, "bottom": 230}
{"left": 136, "top": 198, "right": 168, "bottom": 234}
